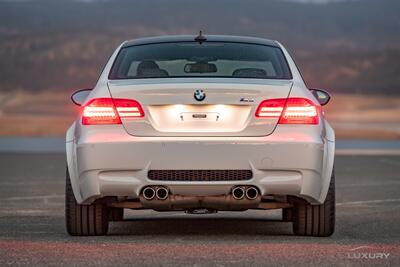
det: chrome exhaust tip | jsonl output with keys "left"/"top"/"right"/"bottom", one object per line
{"left": 142, "top": 186, "right": 156, "bottom": 200}
{"left": 156, "top": 186, "right": 169, "bottom": 200}
{"left": 232, "top": 186, "right": 245, "bottom": 200}
{"left": 245, "top": 186, "right": 259, "bottom": 200}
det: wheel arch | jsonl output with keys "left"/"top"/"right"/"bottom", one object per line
{"left": 66, "top": 122, "right": 84, "bottom": 203}
{"left": 319, "top": 120, "right": 335, "bottom": 203}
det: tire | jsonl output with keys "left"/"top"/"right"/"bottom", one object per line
{"left": 109, "top": 208, "right": 124, "bottom": 221}
{"left": 65, "top": 168, "right": 109, "bottom": 236}
{"left": 282, "top": 208, "right": 293, "bottom": 222}
{"left": 292, "top": 169, "right": 335, "bottom": 237}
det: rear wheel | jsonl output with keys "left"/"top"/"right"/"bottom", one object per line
{"left": 109, "top": 208, "right": 124, "bottom": 221}
{"left": 65, "top": 168, "right": 109, "bottom": 236}
{"left": 282, "top": 208, "right": 293, "bottom": 222}
{"left": 292, "top": 169, "right": 335, "bottom": 237}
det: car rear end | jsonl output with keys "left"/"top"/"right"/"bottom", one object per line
{"left": 65, "top": 35, "right": 335, "bottom": 236}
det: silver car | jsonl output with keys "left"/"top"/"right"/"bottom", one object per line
{"left": 66, "top": 34, "right": 335, "bottom": 236}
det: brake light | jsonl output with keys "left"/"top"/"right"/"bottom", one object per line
{"left": 82, "top": 98, "right": 144, "bottom": 125}
{"left": 255, "top": 98, "right": 319, "bottom": 124}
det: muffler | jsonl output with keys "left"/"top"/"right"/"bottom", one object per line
{"left": 139, "top": 185, "right": 261, "bottom": 211}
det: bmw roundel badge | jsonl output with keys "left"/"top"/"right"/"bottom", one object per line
{"left": 194, "top": 89, "right": 206, "bottom": 101}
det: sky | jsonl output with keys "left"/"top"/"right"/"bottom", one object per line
{"left": 0, "top": 0, "right": 356, "bottom": 2}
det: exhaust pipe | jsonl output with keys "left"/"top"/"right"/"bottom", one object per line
{"left": 156, "top": 186, "right": 169, "bottom": 200}
{"left": 245, "top": 186, "right": 259, "bottom": 200}
{"left": 232, "top": 186, "right": 245, "bottom": 200}
{"left": 142, "top": 186, "right": 156, "bottom": 200}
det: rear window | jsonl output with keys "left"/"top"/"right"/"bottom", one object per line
{"left": 109, "top": 42, "right": 292, "bottom": 80}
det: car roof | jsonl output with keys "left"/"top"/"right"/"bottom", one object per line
{"left": 122, "top": 35, "right": 279, "bottom": 48}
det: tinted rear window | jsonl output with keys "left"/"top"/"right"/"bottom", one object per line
{"left": 109, "top": 42, "right": 292, "bottom": 80}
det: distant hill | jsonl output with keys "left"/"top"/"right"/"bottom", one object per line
{"left": 0, "top": 0, "right": 399, "bottom": 94}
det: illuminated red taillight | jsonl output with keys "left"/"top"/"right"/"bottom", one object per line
{"left": 255, "top": 97, "right": 319, "bottom": 124}
{"left": 82, "top": 98, "right": 144, "bottom": 125}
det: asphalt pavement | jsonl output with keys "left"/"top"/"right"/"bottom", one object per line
{"left": 0, "top": 153, "right": 399, "bottom": 266}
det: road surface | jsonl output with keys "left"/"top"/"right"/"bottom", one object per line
{"left": 0, "top": 153, "right": 399, "bottom": 266}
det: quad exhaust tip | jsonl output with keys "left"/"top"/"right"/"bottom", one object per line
{"left": 142, "top": 186, "right": 156, "bottom": 200}
{"left": 245, "top": 186, "right": 259, "bottom": 200}
{"left": 144, "top": 185, "right": 257, "bottom": 201}
{"left": 232, "top": 186, "right": 245, "bottom": 200}
{"left": 156, "top": 186, "right": 169, "bottom": 200}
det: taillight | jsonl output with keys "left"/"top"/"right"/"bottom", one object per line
{"left": 255, "top": 97, "right": 319, "bottom": 124}
{"left": 82, "top": 98, "right": 144, "bottom": 125}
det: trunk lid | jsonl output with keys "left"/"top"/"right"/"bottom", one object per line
{"left": 108, "top": 78, "right": 292, "bottom": 137}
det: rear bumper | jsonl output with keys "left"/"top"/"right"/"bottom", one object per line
{"left": 66, "top": 123, "right": 334, "bottom": 205}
